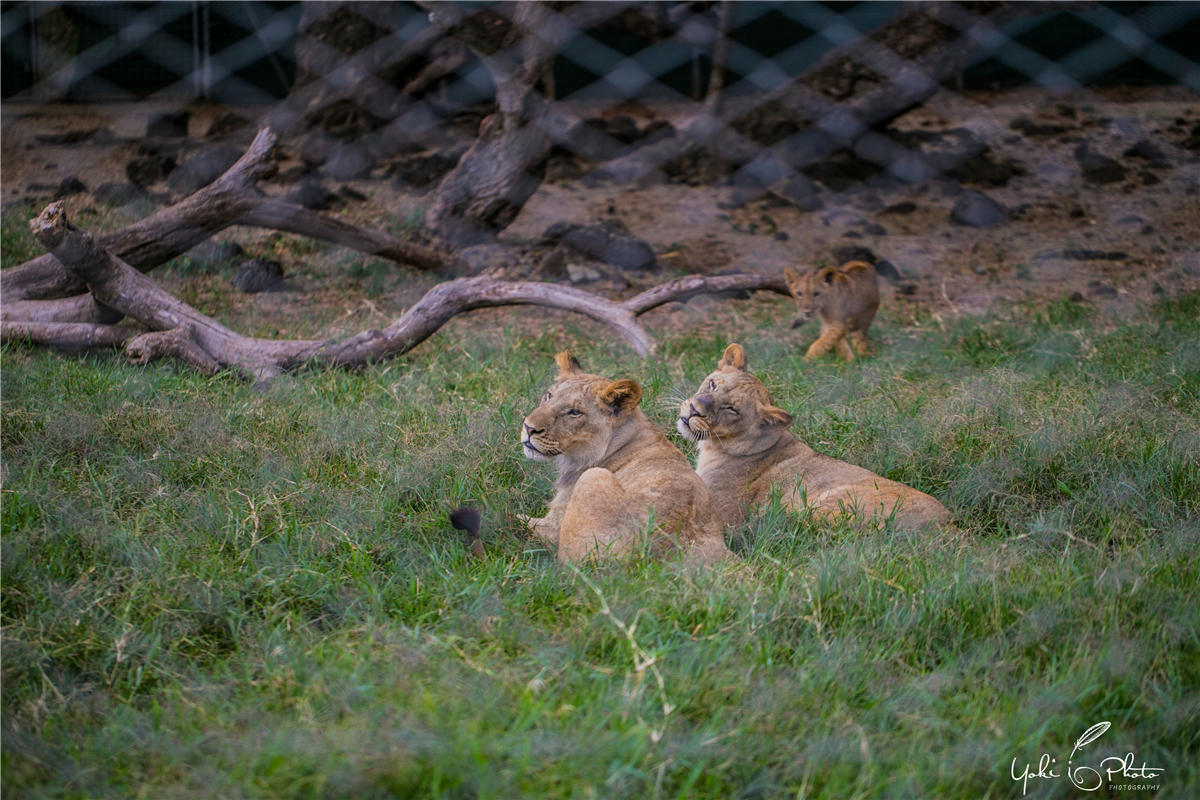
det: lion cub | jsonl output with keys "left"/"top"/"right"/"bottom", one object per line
{"left": 783, "top": 260, "right": 880, "bottom": 361}
{"left": 677, "top": 343, "right": 952, "bottom": 531}
{"left": 521, "top": 351, "right": 730, "bottom": 564}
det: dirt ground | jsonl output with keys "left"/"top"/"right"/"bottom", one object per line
{"left": 3, "top": 86, "right": 1198, "bottom": 349}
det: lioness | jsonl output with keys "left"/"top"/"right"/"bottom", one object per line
{"left": 783, "top": 260, "right": 880, "bottom": 361}
{"left": 521, "top": 351, "right": 731, "bottom": 564}
{"left": 677, "top": 343, "right": 952, "bottom": 531}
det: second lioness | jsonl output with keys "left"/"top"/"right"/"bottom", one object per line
{"left": 677, "top": 343, "right": 952, "bottom": 531}
{"left": 521, "top": 351, "right": 731, "bottom": 564}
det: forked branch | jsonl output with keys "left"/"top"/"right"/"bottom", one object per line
{"left": 6, "top": 202, "right": 790, "bottom": 377}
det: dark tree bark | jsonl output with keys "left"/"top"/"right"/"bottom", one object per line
{"left": 7, "top": 202, "right": 789, "bottom": 376}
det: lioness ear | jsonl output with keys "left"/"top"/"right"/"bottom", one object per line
{"left": 761, "top": 404, "right": 793, "bottom": 428}
{"left": 717, "top": 343, "right": 748, "bottom": 372}
{"left": 821, "top": 267, "right": 839, "bottom": 285}
{"left": 783, "top": 266, "right": 803, "bottom": 286}
{"left": 554, "top": 350, "right": 583, "bottom": 378}
{"left": 598, "top": 379, "right": 642, "bottom": 413}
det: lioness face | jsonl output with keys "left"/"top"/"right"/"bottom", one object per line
{"left": 677, "top": 343, "right": 793, "bottom": 444}
{"left": 521, "top": 352, "right": 642, "bottom": 467}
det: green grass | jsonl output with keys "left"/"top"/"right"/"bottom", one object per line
{"left": 2, "top": 292, "right": 1198, "bottom": 798}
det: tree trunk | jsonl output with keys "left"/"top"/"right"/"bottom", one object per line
{"left": 420, "top": 2, "right": 562, "bottom": 247}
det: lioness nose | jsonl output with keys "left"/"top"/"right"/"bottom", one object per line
{"left": 523, "top": 423, "right": 542, "bottom": 436}
{"left": 693, "top": 394, "right": 713, "bottom": 412}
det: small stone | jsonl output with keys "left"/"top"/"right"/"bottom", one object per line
{"left": 950, "top": 190, "right": 1008, "bottom": 229}
{"left": 126, "top": 154, "right": 176, "bottom": 186}
{"left": 52, "top": 176, "right": 88, "bottom": 200}
{"left": 1140, "top": 171, "right": 1161, "bottom": 186}
{"left": 842, "top": 230, "right": 863, "bottom": 239}
{"left": 1123, "top": 139, "right": 1166, "bottom": 161}
{"left": 233, "top": 258, "right": 285, "bottom": 293}
{"left": 863, "top": 223, "right": 887, "bottom": 236}
{"left": 774, "top": 231, "right": 789, "bottom": 241}
{"left": 1141, "top": 224, "right": 1156, "bottom": 235}
{"left": 874, "top": 260, "right": 903, "bottom": 282}
{"left": 1092, "top": 284, "right": 1117, "bottom": 298}
{"left": 896, "top": 283, "right": 917, "bottom": 296}
{"left": 1069, "top": 291, "right": 1085, "bottom": 303}
{"left": 1069, "top": 206, "right": 1086, "bottom": 218}
{"left": 167, "top": 144, "right": 240, "bottom": 195}
{"left": 338, "top": 185, "right": 368, "bottom": 201}
{"left": 566, "top": 263, "right": 603, "bottom": 284}
{"left": 881, "top": 201, "right": 916, "bottom": 214}
{"left": 283, "top": 178, "right": 336, "bottom": 210}
{"left": 147, "top": 111, "right": 190, "bottom": 138}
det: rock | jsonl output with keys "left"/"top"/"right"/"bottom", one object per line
{"left": 1059, "top": 249, "right": 1127, "bottom": 261}
{"left": 1069, "top": 291, "right": 1085, "bottom": 303}
{"left": 206, "top": 112, "right": 251, "bottom": 140}
{"left": 1074, "top": 143, "right": 1127, "bottom": 184}
{"left": 299, "top": 129, "right": 337, "bottom": 166}
{"left": 776, "top": 174, "right": 822, "bottom": 211}
{"left": 1141, "top": 224, "right": 1156, "bottom": 235}
{"left": 832, "top": 245, "right": 877, "bottom": 265}
{"left": 1140, "top": 171, "right": 1161, "bottom": 186}
{"left": 951, "top": 191, "right": 1008, "bottom": 228}
{"left": 841, "top": 231, "right": 863, "bottom": 239}
{"left": 147, "top": 111, "right": 190, "bottom": 138}
{"left": 863, "top": 223, "right": 887, "bottom": 236}
{"left": 881, "top": 201, "right": 916, "bottom": 214}
{"left": 774, "top": 231, "right": 789, "bottom": 241}
{"left": 125, "top": 154, "right": 176, "bottom": 186}
{"left": 874, "top": 260, "right": 903, "bottom": 282}
{"left": 568, "top": 117, "right": 635, "bottom": 162}
{"left": 52, "top": 176, "right": 88, "bottom": 200}
{"left": 896, "top": 282, "right": 917, "bottom": 296}
{"left": 1010, "top": 116, "right": 1070, "bottom": 136}
{"left": 338, "top": 185, "right": 368, "bottom": 201}
{"left": 324, "top": 140, "right": 375, "bottom": 180}
{"left": 283, "top": 178, "right": 337, "bottom": 210}
{"left": 542, "top": 220, "right": 656, "bottom": 272}
{"left": 35, "top": 128, "right": 102, "bottom": 145}
{"left": 92, "top": 182, "right": 148, "bottom": 207}
{"left": 233, "top": 259, "right": 285, "bottom": 293}
{"left": 566, "top": 262, "right": 604, "bottom": 284}
{"left": 1092, "top": 284, "right": 1117, "bottom": 298}
{"left": 544, "top": 154, "right": 584, "bottom": 183}
{"left": 167, "top": 144, "right": 241, "bottom": 195}
{"left": 1123, "top": 139, "right": 1166, "bottom": 162}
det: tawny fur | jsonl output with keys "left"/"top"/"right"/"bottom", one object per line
{"left": 521, "top": 351, "right": 731, "bottom": 564}
{"left": 784, "top": 261, "right": 880, "bottom": 361}
{"left": 677, "top": 343, "right": 952, "bottom": 531}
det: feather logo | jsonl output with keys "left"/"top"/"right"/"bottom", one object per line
{"left": 1070, "top": 721, "right": 1111, "bottom": 759}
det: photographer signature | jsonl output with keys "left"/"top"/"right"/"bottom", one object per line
{"left": 1010, "top": 722, "right": 1166, "bottom": 795}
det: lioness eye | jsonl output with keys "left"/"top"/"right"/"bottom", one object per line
{"left": 721, "top": 405, "right": 738, "bottom": 414}
{"left": 708, "top": 380, "right": 716, "bottom": 390}
{"left": 566, "top": 408, "right": 582, "bottom": 417}
{"left": 544, "top": 391, "right": 552, "bottom": 401}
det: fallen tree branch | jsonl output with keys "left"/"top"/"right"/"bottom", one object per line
{"left": 2, "top": 128, "right": 452, "bottom": 303}
{"left": 19, "top": 202, "right": 793, "bottom": 376}
{"left": 1, "top": 321, "right": 135, "bottom": 350}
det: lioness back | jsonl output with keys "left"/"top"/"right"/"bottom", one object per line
{"left": 521, "top": 351, "right": 730, "bottom": 564}
{"left": 783, "top": 260, "right": 880, "bottom": 361}
{"left": 677, "top": 343, "right": 952, "bottom": 532}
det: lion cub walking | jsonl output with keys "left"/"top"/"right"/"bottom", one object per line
{"left": 677, "top": 343, "right": 952, "bottom": 531}
{"left": 521, "top": 351, "right": 730, "bottom": 564}
{"left": 783, "top": 261, "right": 879, "bottom": 361}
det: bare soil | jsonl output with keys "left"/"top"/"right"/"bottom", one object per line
{"left": 3, "top": 86, "right": 1198, "bottom": 353}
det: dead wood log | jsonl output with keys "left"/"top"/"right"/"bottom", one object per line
{"left": 1, "top": 321, "right": 135, "bottom": 351}
{"left": 1, "top": 128, "right": 451, "bottom": 304}
{"left": 18, "top": 201, "right": 791, "bottom": 376}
